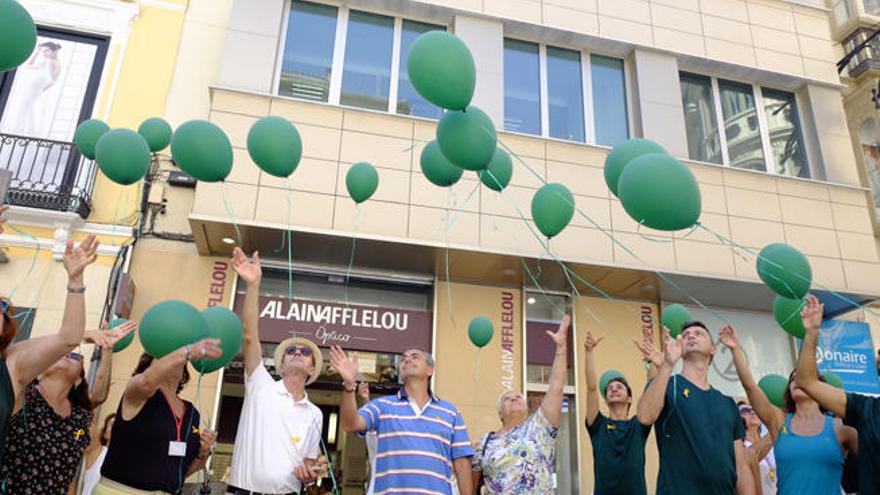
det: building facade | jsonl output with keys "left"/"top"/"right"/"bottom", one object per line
{"left": 7, "top": 0, "right": 875, "bottom": 493}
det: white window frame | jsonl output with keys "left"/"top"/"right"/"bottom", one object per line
{"left": 274, "top": 0, "right": 447, "bottom": 118}
{"left": 503, "top": 37, "right": 631, "bottom": 146}
{"left": 683, "top": 71, "right": 813, "bottom": 178}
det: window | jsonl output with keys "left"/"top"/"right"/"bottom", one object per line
{"left": 278, "top": 1, "right": 444, "bottom": 117}
{"left": 503, "top": 39, "right": 628, "bottom": 145}
{"left": 679, "top": 72, "right": 810, "bottom": 178}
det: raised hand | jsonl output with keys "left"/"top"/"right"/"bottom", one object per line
{"left": 801, "top": 295, "right": 823, "bottom": 333}
{"left": 357, "top": 381, "right": 370, "bottom": 402}
{"left": 718, "top": 325, "right": 740, "bottom": 351}
{"left": 329, "top": 345, "right": 358, "bottom": 386}
{"left": 632, "top": 337, "right": 662, "bottom": 368}
{"left": 198, "top": 428, "right": 217, "bottom": 459}
{"left": 0, "top": 204, "right": 9, "bottom": 235}
{"left": 584, "top": 331, "right": 604, "bottom": 353}
{"left": 662, "top": 327, "right": 683, "bottom": 366}
{"left": 231, "top": 247, "right": 262, "bottom": 284}
{"left": 547, "top": 314, "right": 571, "bottom": 348}
{"left": 188, "top": 338, "right": 223, "bottom": 361}
{"left": 63, "top": 234, "right": 99, "bottom": 282}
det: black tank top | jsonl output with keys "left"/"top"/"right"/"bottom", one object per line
{"left": 101, "top": 390, "right": 201, "bottom": 494}
{"left": 0, "top": 357, "right": 14, "bottom": 463}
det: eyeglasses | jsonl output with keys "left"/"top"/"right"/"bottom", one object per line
{"left": 285, "top": 345, "right": 313, "bottom": 357}
{"left": 67, "top": 352, "right": 84, "bottom": 362}
{"left": 739, "top": 407, "right": 754, "bottom": 415}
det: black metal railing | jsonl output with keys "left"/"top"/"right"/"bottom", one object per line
{"left": 843, "top": 26, "right": 880, "bottom": 78}
{"left": 0, "top": 133, "right": 96, "bottom": 218}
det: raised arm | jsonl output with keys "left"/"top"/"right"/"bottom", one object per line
{"left": 8, "top": 235, "right": 99, "bottom": 394}
{"left": 636, "top": 327, "right": 681, "bottom": 426}
{"left": 584, "top": 330, "right": 604, "bottom": 427}
{"left": 541, "top": 315, "right": 570, "bottom": 428}
{"left": 123, "top": 338, "right": 222, "bottom": 413}
{"left": 231, "top": 248, "right": 263, "bottom": 376}
{"left": 633, "top": 337, "right": 662, "bottom": 381}
{"left": 796, "top": 296, "right": 846, "bottom": 418}
{"left": 85, "top": 321, "right": 137, "bottom": 408}
{"left": 719, "top": 325, "right": 785, "bottom": 438}
{"left": 329, "top": 345, "right": 367, "bottom": 433}
{"left": 735, "top": 439, "right": 756, "bottom": 495}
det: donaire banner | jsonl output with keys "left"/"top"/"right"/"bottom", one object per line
{"left": 814, "top": 320, "right": 880, "bottom": 395}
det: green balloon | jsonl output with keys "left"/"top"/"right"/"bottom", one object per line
{"left": 108, "top": 318, "right": 135, "bottom": 353}
{"left": 74, "top": 119, "right": 110, "bottom": 160}
{"left": 346, "top": 162, "right": 379, "bottom": 203}
{"left": 192, "top": 307, "right": 243, "bottom": 374}
{"left": 617, "top": 153, "right": 701, "bottom": 231}
{"left": 604, "top": 139, "right": 666, "bottom": 197}
{"left": 0, "top": 0, "right": 37, "bottom": 73}
{"left": 420, "top": 140, "right": 463, "bottom": 187}
{"left": 823, "top": 372, "right": 844, "bottom": 390}
{"left": 758, "top": 374, "right": 788, "bottom": 408}
{"left": 247, "top": 116, "right": 302, "bottom": 178}
{"left": 477, "top": 148, "right": 513, "bottom": 192}
{"left": 95, "top": 129, "right": 151, "bottom": 186}
{"left": 436, "top": 107, "right": 496, "bottom": 171}
{"left": 662, "top": 304, "right": 693, "bottom": 338}
{"left": 757, "top": 243, "right": 812, "bottom": 300}
{"left": 139, "top": 300, "right": 208, "bottom": 358}
{"left": 600, "top": 370, "right": 627, "bottom": 396}
{"left": 773, "top": 296, "right": 807, "bottom": 339}
{"left": 406, "top": 31, "right": 476, "bottom": 111}
{"left": 170, "top": 120, "right": 233, "bottom": 182}
{"left": 531, "top": 183, "right": 575, "bottom": 239}
{"left": 138, "top": 118, "right": 173, "bottom": 152}
{"left": 468, "top": 316, "right": 494, "bottom": 348}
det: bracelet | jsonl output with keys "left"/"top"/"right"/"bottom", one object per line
{"left": 342, "top": 382, "right": 356, "bottom": 393}
{"left": 67, "top": 286, "right": 86, "bottom": 294}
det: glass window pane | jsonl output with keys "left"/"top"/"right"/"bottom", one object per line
{"left": 397, "top": 20, "right": 444, "bottom": 119}
{"left": 547, "top": 47, "right": 585, "bottom": 142}
{"left": 718, "top": 80, "right": 766, "bottom": 171}
{"left": 526, "top": 293, "right": 574, "bottom": 385}
{"left": 591, "top": 55, "right": 629, "bottom": 146}
{"left": 762, "top": 88, "right": 809, "bottom": 178}
{"left": 340, "top": 11, "right": 394, "bottom": 111}
{"left": 278, "top": 1, "right": 338, "bottom": 102}
{"left": 504, "top": 39, "right": 541, "bottom": 136}
{"left": 680, "top": 73, "right": 722, "bottom": 164}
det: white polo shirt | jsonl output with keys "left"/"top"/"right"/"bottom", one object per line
{"left": 227, "top": 364, "right": 323, "bottom": 493}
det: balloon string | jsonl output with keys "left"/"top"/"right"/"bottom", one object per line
{"left": 446, "top": 181, "right": 480, "bottom": 230}
{"left": 110, "top": 189, "right": 123, "bottom": 247}
{"left": 401, "top": 138, "right": 430, "bottom": 153}
{"left": 475, "top": 348, "right": 482, "bottom": 384}
{"left": 285, "top": 177, "right": 294, "bottom": 303}
{"left": 443, "top": 189, "right": 458, "bottom": 332}
{"left": 220, "top": 181, "right": 243, "bottom": 246}
{"left": 178, "top": 371, "right": 204, "bottom": 493}
{"left": 635, "top": 221, "right": 699, "bottom": 244}
{"left": 345, "top": 205, "right": 360, "bottom": 307}
{"left": 6, "top": 224, "right": 41, "bottom": 302}
{"left": 694, "top": 222, "right": 880, "bottom": 317}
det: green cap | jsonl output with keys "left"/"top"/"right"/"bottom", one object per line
{"left": 600, "top": 369, "right": 627, "bottom": 396}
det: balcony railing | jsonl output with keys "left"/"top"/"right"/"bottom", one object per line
{"left": 843, "top": 26, "right": 880, "bottom": 78}
{"left": 0, "top": 133, "right": 97, "bottom": 218}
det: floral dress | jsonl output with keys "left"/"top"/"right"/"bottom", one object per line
{"left": 0, "top": 383, "right": 93, "bottom": 494}
{"left": 472, "top": 408, "right": 558, "bottom": 494}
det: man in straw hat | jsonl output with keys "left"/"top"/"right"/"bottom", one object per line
{"left": 226, "top": 247, "right": 326, "bottom": 495}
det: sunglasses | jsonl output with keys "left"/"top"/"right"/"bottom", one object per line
{"left": 285, "top": 345, "right": 313, "bottom": 357}
{"left": 67, "top": 352, "right": 84, "bottom": 362}
{"left": 0, "top": 299, "right": 9, "bottom": 317}
{"left": 739, "top": 407, "right": 754, "bottom": 415}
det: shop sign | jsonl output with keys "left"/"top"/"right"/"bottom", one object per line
{"left": 810, "top": 319, "right": 880, "bottom": 395}
{"left": 234, "top": 294, "right": 432, "bottom": 354}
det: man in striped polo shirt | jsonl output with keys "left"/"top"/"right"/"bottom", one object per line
{"left": 330, "top": 346, "right": 474, "bottom": 495}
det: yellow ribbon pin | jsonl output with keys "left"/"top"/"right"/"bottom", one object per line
{"left": 73, "top": 429, "right": 85, "bottom": 440}
{"left": 683, "top": 388, "right": 690, "bottom": 398}
{"left": 291, "top": 436, "right": 301, "bottom": 444}
{"left": 606, "top": 424, "right": 617, "bottom": 431}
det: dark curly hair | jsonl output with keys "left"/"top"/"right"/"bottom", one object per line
{"left": 132, "top": 353, "right": 190, "bottom": 394}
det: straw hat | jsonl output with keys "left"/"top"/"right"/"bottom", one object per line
{"left": 273, "top": 337, "right": 323, "bottom": 385}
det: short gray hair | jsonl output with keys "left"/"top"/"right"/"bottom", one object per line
{"left": 422, "top": 351, "right": 435, "bottom": 368}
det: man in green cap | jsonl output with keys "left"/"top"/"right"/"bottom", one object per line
{"left": 637, "top": 321, "right": 754, "bottom": 494}
{"left": 797, "top": 295, "right": 880, "bottom": 495}
{"left": 584, "top": 332, "right": 655, "bottom": 495}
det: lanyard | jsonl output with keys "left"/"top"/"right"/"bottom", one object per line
{"left": 160, "top": 390, "right": 184, "bottom": 442}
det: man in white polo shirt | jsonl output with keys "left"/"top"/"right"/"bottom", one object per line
{"left": 226, "top": 247, "right": 326, "bottom": 495}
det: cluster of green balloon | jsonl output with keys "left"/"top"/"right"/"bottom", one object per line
{"left": 346, "top": 162, "right": 379, "bottom": 203}
{"left": 407, "top": 31, "right": 475, "bottom": 111}
{"left": 0, "top": 0, "right": 37, "bottom": 73}
{"left": 772, "top": 295, "right": 807, "bottom": 338}
{"left": 468, "top": 316, "right": 494, "bottom": 348}
{"left": 531, "top": 183, "right": 575, "bottom": 239}
{"left": 758, "top": 374, "right": 788, "bottom": 408}
{"left": 477, "top": 148, "right": 513, "bottom": 192}
{"left": 437, "top": 106, "right": 497, "bottom": 172}
{"left": 192, "top": 307, "right": 242, "bottom": 373}
{"left": 107, "top": 318, "right": 136, "bottom": 353}
{"left": 420, "top": 141, "right": 463, "bottom": 187}
{"left": 75, "top": 119, "right": 110, "bottom": 160}
{"left": 599, "top": 370, "right": 626, "bottom": 396}
{"left": 247, "top": 116, "right": 302, "bottom": 178}
{"left": 757, "top": 243, "right": 812, "bottom": 300}
{"left": 171, "top": 120, "right": 233, "bottom": 182}
{"left": 95, "top": 129, "right": 151, "bottom": 186}
{"left": 138, "top": 118, "right": 173, "bottom": 153}
{"left": 661, "top": 304, "right": 692, "bottom": 338}
{"left": 606, "top": 139, "right": 702, "bottom": 231}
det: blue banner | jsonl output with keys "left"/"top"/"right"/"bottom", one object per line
{"left": 813, "top": 320, "right": 880, "bottom": 395}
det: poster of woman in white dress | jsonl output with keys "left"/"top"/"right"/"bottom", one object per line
{"left": 0, "top": 34, "right": 100, "bottom": 191}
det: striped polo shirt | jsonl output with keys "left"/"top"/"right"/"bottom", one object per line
{"left": 358, "top": 388, "right": 474, "bottom": 495}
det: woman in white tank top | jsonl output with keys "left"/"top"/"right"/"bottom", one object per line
{"left": 81, "top": 413, "right": 115, "bottom": 495}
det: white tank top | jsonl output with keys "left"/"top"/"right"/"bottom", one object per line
{"left": 81, "top": 446, "right": 108, "bottom": 495}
